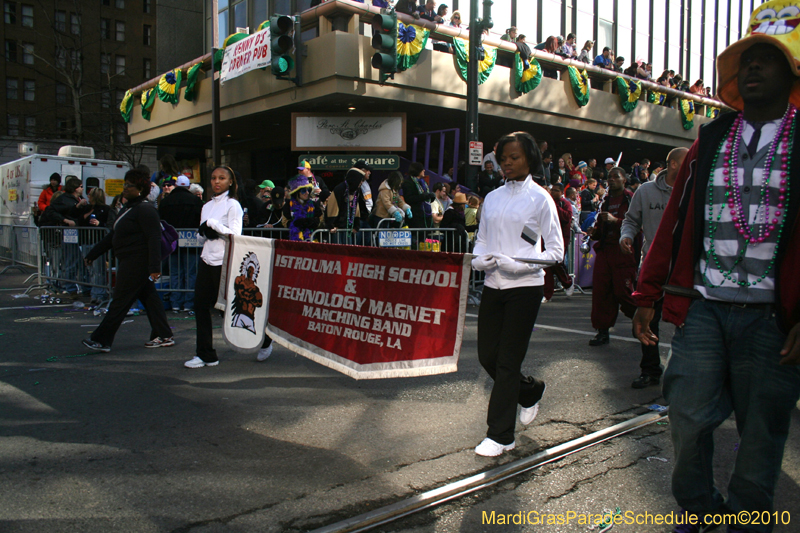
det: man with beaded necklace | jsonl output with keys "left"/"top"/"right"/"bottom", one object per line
{"left": 632, "top": 2, "right": 800, "bottom": 532}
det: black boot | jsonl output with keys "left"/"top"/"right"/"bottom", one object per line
{"left": 589, "top": 329, "right": 610, "bottom": 346}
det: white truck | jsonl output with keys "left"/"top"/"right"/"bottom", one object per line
{"left": 0, "top": 145, "right": 130, "bottom": 226}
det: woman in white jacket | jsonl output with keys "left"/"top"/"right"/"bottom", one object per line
{"left": 471, "top": 132, "right": 565, "bottom": 456}
{"left": 184, "top": 166, "right": 243, "bottom": 369}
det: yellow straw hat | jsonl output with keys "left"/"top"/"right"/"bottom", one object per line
{"left": 717, "top": 0, "right": 800, "bottom": 111}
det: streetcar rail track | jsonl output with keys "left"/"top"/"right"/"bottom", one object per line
{"left": 309, "top": 409, "right": 668, "bottom": 533}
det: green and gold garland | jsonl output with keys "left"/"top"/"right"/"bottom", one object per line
{"left": 119, "top": 90, "right": 134, "bottom": 123}
{"left": 214, "top": 32, "right": 248, "bottom": 72}
{"left": 397, "top": 21, "right": 430, "bottom": 71}
{"left": 183, "top": 62, "right": 203, "bottom": 102}
{"left": 615, "top": 76, "right": 642, "bottom": 113}
{"left": 514, "top": 54, "right": 542, "bottom": 94}
{"left": 647, "top": 90, "right": 667, "bottom": 105}
{"left": 706, "top": 106, "right": 720, "bottom": 119}
{"left": 567, "top": 66, "right": 590, "bottom": 107}
{"left": 452, "top": 38, "right": 497, "bottom": 84}
{"left": 156, "top": 68, "right": 182, "bottom": 104}
{"left": 679, "top": 99, "right": 695, "bottom": 129}
{"left": 140, "top": 88, "right": 156, "bottom": 121}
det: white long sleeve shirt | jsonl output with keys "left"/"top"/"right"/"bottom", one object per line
{"left": 472, "top": 175, "right": 565, "bottom": 289}
{"left": 199, "top": 191, "right": 243, "bottom": 266}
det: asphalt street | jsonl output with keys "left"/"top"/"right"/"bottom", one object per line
{"left": 1, "top": 271, "right": 798, "bottom": 533}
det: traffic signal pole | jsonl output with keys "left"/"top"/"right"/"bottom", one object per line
{"left": 465, "top": 0, "right": 492, "bottom": 190}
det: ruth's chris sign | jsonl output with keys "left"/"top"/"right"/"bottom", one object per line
{"left": 292, "top": 113, "right": 406, "bottom": 152}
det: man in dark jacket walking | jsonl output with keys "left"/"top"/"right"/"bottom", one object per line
{"left": 158, "top": 176, "right": 203, "bottom": 312}
{"left": 632, "top": 9, "right": 800, "bottom": 530}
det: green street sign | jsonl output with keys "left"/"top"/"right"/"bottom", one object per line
{"left": 299, "top": 154, "right": 400, "bottom": 171}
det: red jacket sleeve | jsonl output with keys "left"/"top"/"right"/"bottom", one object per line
{"left": 633, "top": 140, "right": 700, "bottom": 308}
{"left": 38, "top": 189, "right": 50, "bottom": 212}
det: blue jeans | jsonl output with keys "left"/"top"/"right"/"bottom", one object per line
{"left": 168, "top": 249, "right": 198, "bottom": 310}
{"left": 664, "top": 299, "right": 800, "bottom": 532}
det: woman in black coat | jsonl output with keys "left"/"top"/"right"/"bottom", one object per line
{"left": 82, "top": 169, "right": 173, "bottom": 353}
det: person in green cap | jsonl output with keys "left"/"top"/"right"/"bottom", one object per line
{"left": 257, "top": 180, "right": 275, "bottom": 203}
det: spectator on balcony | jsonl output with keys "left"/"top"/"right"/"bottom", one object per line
{"left": 449, "top": 9, "right": 462, "bottom": 28}
{"left": 501, "top": 26, "right": 517, "bottom": 42}
{"left": 395, "top": 0, "right": 420, "bottom": 15}
{"left": 593, "top": 47, "right": 613, "bottom": 69}
{"left": 536, "top": 36, "right": 561, "bottom": 79}
{"left": 689, "top": 79, "right": 706, "bottom": 95}
{"left": 560, "top": 33, "right": 577, "bottom": 58}
{"left": 418, "top": 0, "right": 443, "bottom": 22}
{"left": 617, "top": 57, "right": 630, "bottom": 74}
{"left": 514, "top": 35, "right": 531, "bottom": 68}
{"left": 639, "top": 62, "right": 653, "bottom": 80}
{"left": 577, "top": 40, "right": 594, "bottom": 63}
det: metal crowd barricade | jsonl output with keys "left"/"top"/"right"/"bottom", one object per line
{"left": 569, "top": 232, "right": 589, "bottom": 294}
{"left": 37, "top": 226, "right": 113, "bottom": 302}
{"left": 242, "top": 227, "right": 291, "bottom": 239}
{"left": 310, "top": 227, "right": 471, "bottom": 253}
{"left": 0, "top": 224, "right": 39, "bottom": 276}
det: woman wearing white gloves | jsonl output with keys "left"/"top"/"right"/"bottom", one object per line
{"left": 471, "top": 131, "right": 565, "bottom": 456}
{"left": 185, "top": 166, "right": 243, "bottom": 369}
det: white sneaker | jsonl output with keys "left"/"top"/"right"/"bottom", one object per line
{"left": 519, "top": 404, "right": 540, "bottom": 425}
{"left": 541, "top": 297, "right": 549, "bottom": 303}
{"left": 565, "top": 283, "right": 575, "bottom": 297}
{"left": 256, "top": 344, "right": 273, "bottom": 361}
{"left": 184, "top": 356, "right": 219, "bottom": 368}
{"left": 475, "top": 438, "right": 515, "bottom": 457}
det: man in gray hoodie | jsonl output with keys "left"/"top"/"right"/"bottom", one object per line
{"left": 620, "top": 146, "right": 688, "bottom": 389}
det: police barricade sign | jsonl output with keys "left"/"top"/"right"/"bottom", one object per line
{"left": 218, "top": 236, "right": 471, "bottom": 379}
{"left": 378, "top": 230, "right": 411, "bottom": 248}
{"left": 63, "top": 229, "right": 79, "bottom": 244}
{"left": 178, "top": 230, "right": 202, "bottom": 248}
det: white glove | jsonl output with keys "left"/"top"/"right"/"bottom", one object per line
{"left": 495, "top": 253, "right": 541, "bottom": 274}
{"left": 205, "top": 218, "right": 225, "bottom": 234}
{"left": 471, "top": 254, "right": 496, "bottom": 271}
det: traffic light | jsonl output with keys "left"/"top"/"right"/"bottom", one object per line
{"left": 370, "top": 10, "right": 397, "bottom": 84}
{"left": 270, "top": 15, "right": 295, "bottom": 78}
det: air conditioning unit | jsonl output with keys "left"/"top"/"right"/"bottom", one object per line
{"left": 18, "top": 142, "right": 37, "bottom": 156}
{"left": 58, "top": 145, "right": 95, "bottom": 159}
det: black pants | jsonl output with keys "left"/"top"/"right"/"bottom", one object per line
{"left": 91, "top": 257, "right": 171, "bottom": 347}
{"left": 195, "top": 260, "right": 222, "bottom": 362}
{"left": 478, "top": 285, "right": 546, "bottom": 445}
{"left": 639, "top": 299, "right": 663, "bottom": 377}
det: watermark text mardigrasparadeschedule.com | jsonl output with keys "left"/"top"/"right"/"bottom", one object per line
{"left": 481, "top": 510, "right": 792, "bottom": 527}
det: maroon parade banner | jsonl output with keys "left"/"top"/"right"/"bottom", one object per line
{"left": 266, "top": 240, "right": 471, "bottom": 379}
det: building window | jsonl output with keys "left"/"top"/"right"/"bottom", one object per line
{"left": 143, "top": 58, "right": 151, "bottom": 78}
{"left": 100, "top": 18, "right": 109, "bottom": 39}
{"left": 5, "top": 39, "right": 16, "bottom": 61}
{"left": 234, "top": 0, "right": 247, "bottom": 31}
{"left": 115, "top": 20, "right": 124, "bottom": 41}
{"left": 23, "top": 79, "right": 34, "bottom": 101}
{"left": 143, "top": 0, "right": 150, "bottom": 14}
{"left": 100, "top": 53, "right": 110, "bottom": 73}
{"left": 143, "top": 24, "right": 151, "bottom": 46}
{"left": 69, "top": 49, "right": 80, "bottom": 68}
{"left": 25, "top": 116, "right": 35, "bottom": 137}
{"left": 6, "top": 78, "right": 18, "bottom": 100}
{"left": 115, "top": 0, "right": 123, "bottom": 8}
{"left": 21, "top": 42, "right": 32, "bottom": 64}
{"left": 4, "top": 2, "right": 16, "bottom": 24}
{"left": 8, "top": 115, "right": 20, "bottom": 136}
{"left": 70, "top": 13, "right": 79, "bottom": 34}
{"left": 20, "top": 3, "right": 31, "bottom": 27}
{"left": 101, "top": 91, "right": 110, "bottom": 108}
{"left": 54, "top": 10, "right": 65, "bottom": 31}
{"left": 56, "top": 83, "right": 67, "bottom": 103}
{"left": 115, "top": 122, "right": 127, "bottom": 143}
{"left": 115, "top": 54, "right": 125, "bottom": 74}
{"left": 57, "top": 118, "right": 69, "bottom": 136}
{"left": 55, "top": 47, "right": 65, "bottom": 67}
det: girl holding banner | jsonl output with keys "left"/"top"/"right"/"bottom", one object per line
{"left": 470, "top": 132, "right": 565, "bottom": 457}
{"left": 185, "top": 166, "right": 243, "bottom": 369}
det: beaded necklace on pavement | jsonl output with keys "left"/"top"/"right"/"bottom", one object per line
{"left": 703, "top": 104, "right": 794, "bottom": 288}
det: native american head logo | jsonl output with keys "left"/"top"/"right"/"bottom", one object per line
{"left": 749, "top": 2, "right": 800, "bottom": 37}
{"left": 231, "top": 252, "right": 263, "bottom": 334}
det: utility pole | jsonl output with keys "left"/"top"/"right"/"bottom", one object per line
{"left": 211, "top": 0, "right": 221, "bottom": 166}
{"left": 465, "top": 0, "right": 492, "bottom": 190}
